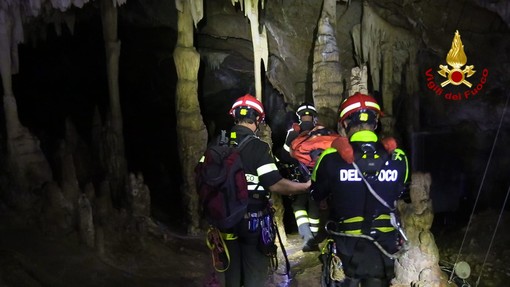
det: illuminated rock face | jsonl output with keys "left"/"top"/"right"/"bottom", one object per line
{"left": 0, "top": 0, "right": 509, "bottom": 275}
{"left": 393, "top": 172, "right": 448, "bottom": 286}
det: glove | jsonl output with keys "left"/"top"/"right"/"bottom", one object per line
{"left": 381, "top": 137, "right": 398, "bottom": 153}
{"left": 331, "top": 136, "right": 354, "bottom": 164}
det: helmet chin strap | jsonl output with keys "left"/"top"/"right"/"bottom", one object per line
{"left": 343, "top": 121, "right": 353, "bottom": 136}
{"left": 253, "top": 116, "right": 264, "bottom": 133}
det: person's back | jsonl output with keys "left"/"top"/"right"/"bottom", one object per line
{"left": 315, "top": 131, "right": 407, "bottom": 221}
{"left": 311, "top": 93, "right": 409, "bottom": 287}
{"left": 215, "top": 94, "right": 310, "bottom": 287}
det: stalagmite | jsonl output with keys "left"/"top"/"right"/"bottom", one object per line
{"left": 94, "top": 181, "right": 113, "bottom": 256}
{"left": 58, "top": 139, "right": 81, "bottom": 210}
{"left": 53, "top": 138, "right": 82, "bottom": 236}
{"left": 0, "top": 3, "right": 52, "bottom": 210}
{"left": 41, "top": 182, "right": 73, "bottom": 235}
{"left": 78, "top": 193, "right": 95, "bottom": 248}
{"left": 392, "top": 173, "right": 449, "bottom": 287}
{"left": 126, "top": 172, "right": 151, "bottom": 218}
{"left": 174, "top": 0, "right": 208, "bottom": 235}
{"left": 348, "top": 64, "right": 369, "bottom": 97}
{"left": 312, "top": 0, "right": 343, "bottom": 130}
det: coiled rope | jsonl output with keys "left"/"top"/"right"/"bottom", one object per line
{"left": 329, "top": 254, "right": 345, "bottom": 281}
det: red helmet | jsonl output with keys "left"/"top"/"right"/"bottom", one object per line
{"left": 338, "top": 93, "right": 382, "bottom": 124}
{"left": 229, "top": 94, "right": 265, "bottom": 123}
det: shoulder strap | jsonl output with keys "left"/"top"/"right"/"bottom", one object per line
{"left": 235, "top": 134, "right": 257, "bottom": 151}
{"left": 352, "top": 165, "right": 409, "bottom": 242}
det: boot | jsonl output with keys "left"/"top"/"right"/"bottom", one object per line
{"left": 302, "top": 236, "right": 320, "bottom": 252}
{"left": 312, "top": 228, "right": 328, "bottom": 246}
{"left": 297, "top": 224, "right": 313, "bottom": 241}
{"left": 298, "top": 224, "right": 319, "bottom": 252}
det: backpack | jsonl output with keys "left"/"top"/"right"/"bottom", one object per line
{"left": 195, "top": 130, "right": 256, "bottom": 230}
{"left": 352, "top": 141, "right": 390, "bottom": 178}
{"left": 290, "top": 126, "right": 341, "bottom": 168}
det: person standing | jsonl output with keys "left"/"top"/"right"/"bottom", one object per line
{"left": 278, "top": 102, "right": 322, "bottom": 251}
{"left": 310, "top": 93, "right": 409, "bottom": 287}
{"left": 221, "top": 94, "right": 311, "bottom": 287}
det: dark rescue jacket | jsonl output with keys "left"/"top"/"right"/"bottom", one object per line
{"left": 310, "top": 130, "right": 408, "bottom": 235}
{"left": 229, "top": 125, "right": 282, "bottom": 213}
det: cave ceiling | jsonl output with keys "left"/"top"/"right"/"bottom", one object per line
{"left": 6, "top": 0, "right": 510, "bottom": 128}
{"left": 1, "top": 0, "right": 510, "bottom": 210}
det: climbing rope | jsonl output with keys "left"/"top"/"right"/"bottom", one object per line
{"left": 206, "top": 227, "right": 232, "bottom": 272}
{"left": 329, "top": 254, "right": 345, "bottom": 281}
{"left": 320, "top": 238, "right": 344, "bottom": 286}
{"left": 475, "top": 185, "right": 510, "bottom": 287}
{"left": 450, "top": 91, "right": 510, "bottom": 285}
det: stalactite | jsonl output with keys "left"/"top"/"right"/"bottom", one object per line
{"left": 201, "top": 51, "right": 229, "bottom": 70}
{"left": 361, "top": 1, "right": 418, "bottom": 109}
{"left": 99, "top": 0, "right": 128, "bottom": 207}
{"left": 352, "top": 1, "right": 418, "bottom": 134}
{"left": 174, "top": 0, "right": 208, "bottom": 235}
{"left": 231, "top": 0, "right": 268, "bottom": 101}
{"left": 180, "top": 0, "right": 203, "bottom": 28}
{"left": 0, "top": 0, "right": 128, "bottom": 77}
{"left": 312, "top": 0, "right": 343, "bottom": 130}
{"left": 230, "top": 0, "right": 287, "bottom": 244}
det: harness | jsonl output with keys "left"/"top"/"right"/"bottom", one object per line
{"left": 326, "top": 137, "right": 408, "bottom": 258}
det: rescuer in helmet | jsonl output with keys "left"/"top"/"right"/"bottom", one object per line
{"left": 222, "top": 94, "right": 311, "bottom": 287}
{"left": 310, "top": 92, "right": 409, "bottom": 287}
{"left": 277, "top": 102, "right": 323, "bottom": 251}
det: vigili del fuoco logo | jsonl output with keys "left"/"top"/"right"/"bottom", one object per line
{"left": 425, "top": 30, "right": 489, "bottom": 101}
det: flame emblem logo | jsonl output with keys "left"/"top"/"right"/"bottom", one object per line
{"left": 438, "top": 30, "right": 476, "bottom": 87}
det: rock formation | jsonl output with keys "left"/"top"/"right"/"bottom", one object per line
{"left": 173, "top": 0, "right": 208, "bottom": 235}
{"left": 312, "top": 0, "right": 343, "bottom": 130}
{"left": 393, "top": 172, "right": 449, "bottom": 286}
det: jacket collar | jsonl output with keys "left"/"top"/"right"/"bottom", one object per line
{"left": 350, "top": 130, "right": 378, "bottom": 142}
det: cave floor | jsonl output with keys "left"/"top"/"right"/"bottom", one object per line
{"left": 0, "top": 216, "right": 323, "bottom": 287}
{"left": 1, "top": 210, "right": 509, "bottom": 287}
